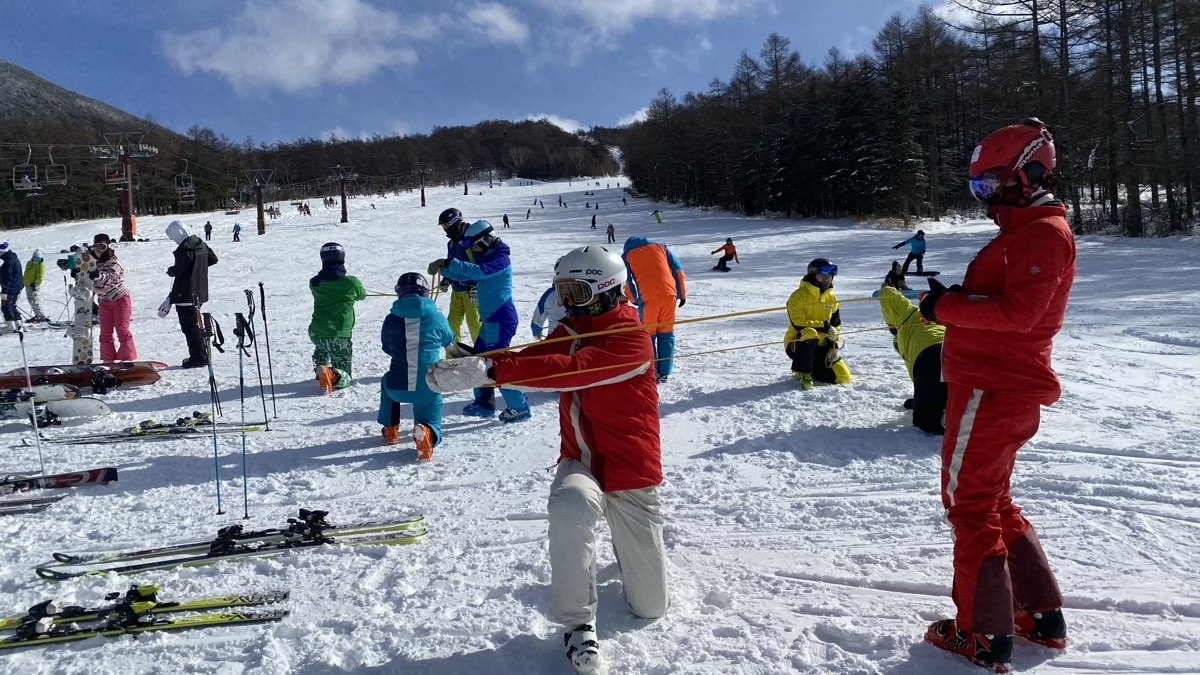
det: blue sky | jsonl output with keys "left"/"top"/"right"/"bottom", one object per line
{"left": 0, "top": 0, "right": 936, "bottom": 144}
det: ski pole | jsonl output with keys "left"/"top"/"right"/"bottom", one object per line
{"left": 198, "top": 303, "right": 224, "bottom": 515}
{"left": 16, "top": 323, "right": 48, "bottom": 478}
{"left": 234, "top": 312, "right": 251, "bottom": 519}
{"left": 257, "top": 282, "right": 277, "bottom": 419}
{"left": 243, "top": 289, "right": 269, "bottom": 429}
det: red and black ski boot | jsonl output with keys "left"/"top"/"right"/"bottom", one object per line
{"left": 1015, "top": 609, "right": 1067, "bottom": 649}
{"left": 925, "top": 619, "right": 1013, "bottom": 673}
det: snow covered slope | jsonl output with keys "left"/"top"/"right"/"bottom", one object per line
{"left": 0, "top": 179, "right": 1198, "bottom": 674}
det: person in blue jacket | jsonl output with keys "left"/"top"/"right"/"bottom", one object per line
{"left": 429, "top": 220, "right": 531, "bottom": 423}
{"left": 892, "top": 230, "right": 927, "bottom": 273}
{"left": 0, "top": 242, "right": 23, "bottom": 331}
{"left": 530, "top": 285, "right": 565, "bottom": 339}
{"left": 379, "top": 272, "right": 457, "bottom": 460}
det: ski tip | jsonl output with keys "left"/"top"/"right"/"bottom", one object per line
{"left": 34, "top": 567, "right": 79, "bottom": 582}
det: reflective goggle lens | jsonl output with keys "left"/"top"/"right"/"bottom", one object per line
{"left": 554, "top": 279, "right": 595, "bottom": 306}
{"left": 969, "top": 173, "right": 1002, "bottom": 202}
{"left": 815, "top": 263, "right": 837, "bottom": 276}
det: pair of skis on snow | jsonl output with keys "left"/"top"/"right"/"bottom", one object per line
{"left": 0, "top": 384, "right": 111, "bottom": 424}
{"left": 21, "top": 410, "right": 264, "bottom": 446}
{"left": 35, "top": 508, "right": 427, "bottom": 580}
{"left": 0, "top": 467, "right": 118, "bottom": 516}
{"left": 0, "top": 583, "right": 289, "bottom": 650}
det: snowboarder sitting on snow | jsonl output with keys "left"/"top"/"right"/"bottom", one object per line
{"left": 428, "top": 220, "right": 531, "bottom": 423}
{"left": 0, "top": 242, "right": 23, "bottom": 331}
{"left": 883, "top": 260, "right": 910, "bottom": 291}
{"left": 309, "top": 242, "right": 367, "bottom": 393}
{"left": 436, "top": 208, "right": 482, "bottom": 344}
{"left": 878, "top": 272, "right": 945, "bottom": 434}
{"left": 378, "top": 272, "right": 456, "bottom": 460}
{"left": 892, "top": 230, "right": 927, "bottom": 273}
{"left": 23, "top": 248, "right": 48, "bottom": 322}
{"left": 530, "top": 284, "right": 565, "bottom": 339}
{"left": 425, "top": 245, "right": 669, "bottom": 674}
{"left": 784, "top": 258, "right": 852, "bottom": 390}
{"left": 711, "top": 238, "right": 740, "bottom": 271}
{"left": 165, "top": 221, "right": 218, "bottom": 368}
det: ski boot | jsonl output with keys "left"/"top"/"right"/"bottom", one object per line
{"left": 462, "top": 401, "right": 496, "bottom": 418}
{"left": 925, "top": 619, "right": 1013, "bottom": 673}
{"left": 1015, "top": 609, "right": 1067, "bottom": 649}
{"left": 498, "top": 407, "right": 531, "bottom": 424}
{"left": 315, "top": 365, "right": 338, "bottom": 395}
{"left": 656, "top": 374, "right": 669, "bottom": 385}
{"left": 792, "top": 372, "right": 815, "bottom": 390}
{"left": 564, "top": 623, "right": 601, "bottom": 674}
{"left": 381, "top": 425, "right": 400, "bottom": 446}
{"left": 413, "top": 423, "right": 435, "bottom": 461}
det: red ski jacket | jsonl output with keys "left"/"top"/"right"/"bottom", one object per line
{"left": 490, "top": 302, "right": 662, "bottom": 492}
{"left": 937, "top": 203, "right": 1076, "bottom": 405}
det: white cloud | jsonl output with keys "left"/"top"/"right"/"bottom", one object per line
{"left": 617, "top": 107, "right": 648, "bottom": 126}
{"left": 466, "top": 2, "right": 529, "bottom": 46}
{"left": 537, "top": 0, "right": 768, "bottom": 39}
{"left": 159, "top": 0, "right": 530, "bottom": 95}
{"left": 320, "top": 119, "right": 410, "bottom": 141}
{"left": 524, "top": 114, "right": 586, "bottom": 133}
{"left": 650, "top": 34, "right": 711, "bottom": 72}
{"left": 160, "top": 0, "right": 417, "bottom": 94}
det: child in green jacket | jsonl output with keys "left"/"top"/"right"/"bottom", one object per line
{"left": 309, "top": 242, "right": 366, "bottom": 393}
{"left": 23, "top": 249, "right": 48, "bottom": 322}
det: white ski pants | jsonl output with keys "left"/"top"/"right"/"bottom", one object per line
{"left": 548, "top": 459, "right": 669, "bottom": 627}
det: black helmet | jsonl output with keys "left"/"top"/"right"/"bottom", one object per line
{"left": 806, "top": 258, "right": 837, "bottom": 277}
{"left": 319, "top": 242, "right": 345, "bottom": 266}
{"left": 395, "top": 272, "right": 429, "bottom": 297}
{"left": 916, "top": 229, "right": 925, "bottom": 237}
{"left": 439, "top": 208, "right": 466, "bottom": 238}
{"left": 726, "top": 238, "right": 733, "bottom": 244}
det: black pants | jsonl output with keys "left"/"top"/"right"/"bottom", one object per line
{"left": 233, "top": 233, "right": 241, "bottom": 242}
{"left": 1, "top": 295, "right": 19, "bottom": 321}
{"left": 176, "top": 305, "right": 207, "bottom": 362}
{"left": 786, "top": 340, "right": 839, "bottom": 383}
{"left": 911, "top": 345, "right": 947, "bottom": 434}
{"left": 205, "top": 231, "right": 211, "bottom": 241}
{"left": 607, "top": 233, "right": 615, "bottom": 243}
{"left": 902, "top": 252, "right": 924, "bottom": 273}
{"left": 716, "top": 255, "right": 733, "bottom": 270}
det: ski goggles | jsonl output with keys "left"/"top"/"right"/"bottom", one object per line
{"left": 554, "top": 279, "right": 599, "bottom": 307}
{"left": 969, "top": 172, "right": 1003, "bottom": 203}
{"left": 813, "top": 262, "right": 837, "bottom": 277}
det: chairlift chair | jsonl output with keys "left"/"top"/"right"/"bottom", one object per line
{"left": 103, "top": 162, "right": 127, "bottom": 186}
{"left": 12, "top": 145, "right": 40, "bottom": 191}
{"left": 42, "top": 147, "right": 68, "bottom": 186}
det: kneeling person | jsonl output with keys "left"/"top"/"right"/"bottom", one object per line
{"left": 379, "top": 273, "right": 456, "bottom": 460}
{"left": 784, "top": 258, "right": 852, "bottom": 389}
{"left": 878, "top": 277, "right": 946, "bottom": 434}
{"left": 427, "top": 245, "right": 669, "bottom": 674}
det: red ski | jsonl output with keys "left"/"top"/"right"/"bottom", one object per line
{"left": 0, "top": 468, "right": 118, "bottom": 496}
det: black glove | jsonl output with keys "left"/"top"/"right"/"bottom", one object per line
{"left": 919, "top": 278, "right": 961, "bottom": 323}
{"left": 892, "top": 243, "right": 902, "bottom": 250}
{"left": 166, "top": 266, "right": 176, "bottom": 277}
{"left": 678, "top": 296, "right": 686, "bottom": 308}
{"left": 88, "top": 270, "right": 99, "bottom": 280}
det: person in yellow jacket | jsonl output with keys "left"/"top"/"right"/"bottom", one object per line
{"left": 878, "top": 277, "right": 946, "bottom": 434}
{"left": 784, "top": 258, "right": 851, "bottom": 390}
{"left": 23, "top": 249, "right": 48, "bottom": 322}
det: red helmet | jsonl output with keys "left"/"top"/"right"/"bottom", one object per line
{"left": 968, "top": 118, "right": 1057, "bottom": 207}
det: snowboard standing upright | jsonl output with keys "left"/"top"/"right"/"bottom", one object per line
{"left": 68, "top": 253, "right": 94, "bottom": 365}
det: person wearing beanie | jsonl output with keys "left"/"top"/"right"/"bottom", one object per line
{"left": 0, "top": 242, "right": 23, "bottom": 331}
{"left": 89, "top": 234, "right": 137, "bottom": 361}
{"left": 165, "top": 220, "right": 218, "bottom": 368}
{"left": 23, "top": 248, "right": 48, "bottom": 322}
{"left": 309, "top": 242, "right": 366, "bottom": 393}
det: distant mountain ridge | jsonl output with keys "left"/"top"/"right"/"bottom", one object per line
{"left": 0, "top": 57, "right": 178, "bottom": 137}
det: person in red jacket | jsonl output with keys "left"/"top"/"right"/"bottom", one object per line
{"left": 919, "top": 118, "right": 1075, "bottom": 672}
{"left": 426, "top": 245, "right": 667, "bottom": 674}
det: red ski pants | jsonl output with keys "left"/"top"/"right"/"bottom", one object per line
{"left": 99, "top": 293, "right": 138, "bottom": 362}
{"left": 941, "top": 385, "right": 1062, "bottom": 635}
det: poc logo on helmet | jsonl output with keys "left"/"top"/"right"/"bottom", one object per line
{"left": 586, "top": 269, "right": 604, "bottom": 275}
{"left": 596, "top": 278, "right": 617, "bottom": 291}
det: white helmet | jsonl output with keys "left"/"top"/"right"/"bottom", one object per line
{"left": 553, "top": 245, "right": 627, "bottom": 314}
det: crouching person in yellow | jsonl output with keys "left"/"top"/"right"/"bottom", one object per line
{"left": 785, "top": 258, "right": 852, "bottom": 390}
{"left": 878, "top": 277, "right": 946, "bottom": 434}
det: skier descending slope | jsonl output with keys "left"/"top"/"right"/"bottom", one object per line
{"left": 428, "top": 220, "right": 530, "bottom": 423}
{"left": 919, "top": 118, "right": 1075, "bottom": 672}
{"left": 427, "top": 245, "right": 669, "bottom": 674}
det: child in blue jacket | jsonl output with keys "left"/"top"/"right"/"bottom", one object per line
{"left": 892, "top": 230, "right": 927, "bottom": 273}
{"left": 379, "top": 272, "right": 456, "bottom": 460}
{"left": 428, "top": 220, "right": 531, "bottom": 423}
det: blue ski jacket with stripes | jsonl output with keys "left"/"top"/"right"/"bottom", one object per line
{"left": 441, "top": 238, "right": 519, "bottom": 349}
{"left": 381, "top": 295, "right": 456, "bottom": 400}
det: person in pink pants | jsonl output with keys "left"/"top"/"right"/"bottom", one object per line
{"left": 89, "top": 234, "right": 138, "bottom": 361}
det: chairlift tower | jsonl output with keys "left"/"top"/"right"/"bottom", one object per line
{"left": 414, "top": 163, "right": 431, "bottom": 207}
{"left": 330, "top": 165, "right": 356, "bottom": 223}
{"left": 91, "top": 132, "right": 158, "bottom": 240}
{"left": 244, "top": 169, "right": 275, "bottom": 235}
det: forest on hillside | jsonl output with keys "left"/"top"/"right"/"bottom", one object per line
{"left": 609, "top": 0, "right": 1199, "bottom": 235}
{"left": 0, "top": 118, "right": 618, "bottom": 230}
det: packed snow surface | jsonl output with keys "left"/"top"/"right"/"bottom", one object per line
{"left": 1, "top": 180, "right": 1198, "bottom": 674}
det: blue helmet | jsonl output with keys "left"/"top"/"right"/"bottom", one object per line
{"left": 464, "top": 220, "right": 494, "bottom": 242}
